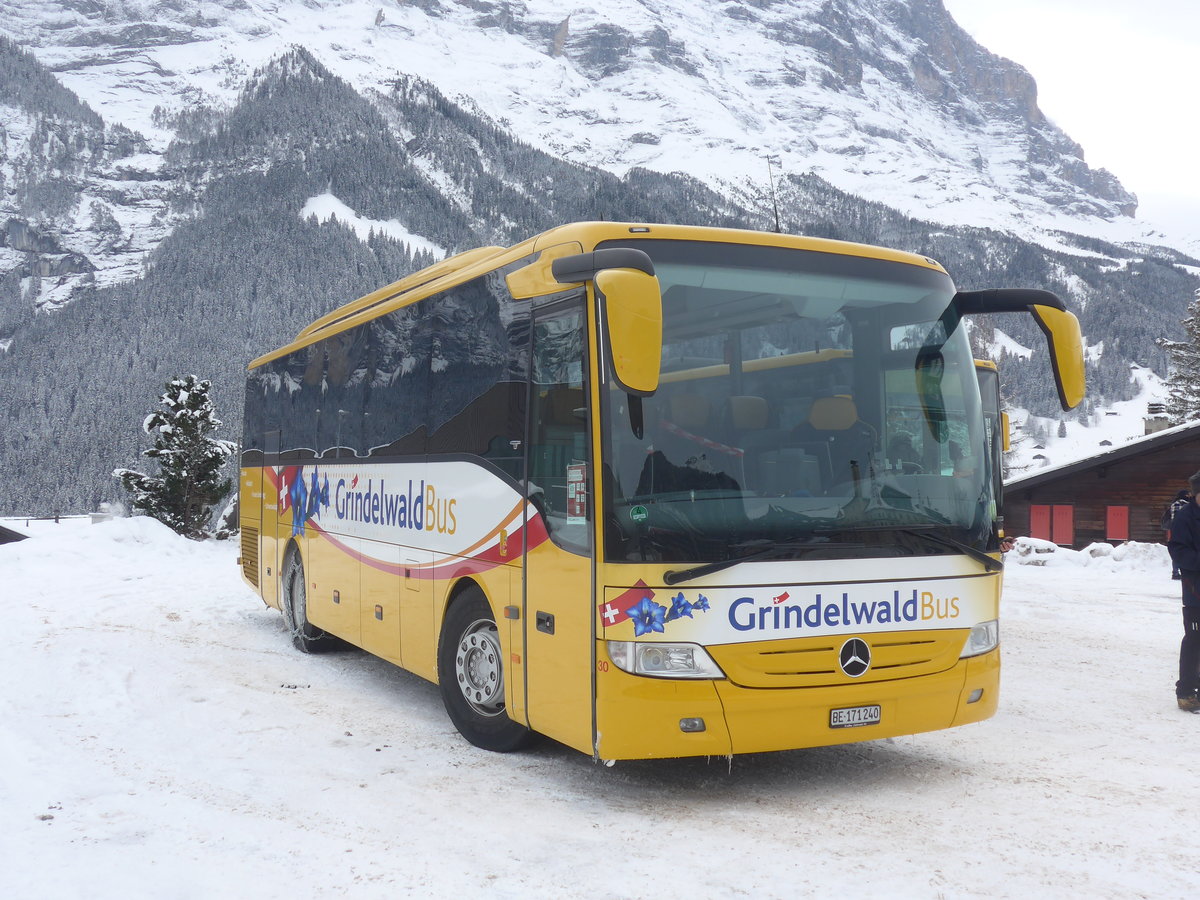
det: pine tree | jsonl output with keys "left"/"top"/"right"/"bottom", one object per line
{"left": 114, "top": 375, "right": 236, "bottom": 539}
{"left": 1157, "top": 289, "right": 1200, "bottom": 425}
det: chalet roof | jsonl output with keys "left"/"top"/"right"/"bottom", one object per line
{"left": 0, "top": 522, "right": 29, "bottom": 544}
{"left": 1005, "top": 419, "right": 1200, "bottom": 492}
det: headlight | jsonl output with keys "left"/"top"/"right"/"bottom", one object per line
{"left": 960, "top": 619, "right": 999, "bottom": 658}
{"left": 607, "top": 641, "right": 725, "bottom": 679}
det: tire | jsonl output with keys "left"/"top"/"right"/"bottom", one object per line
{"left": 280, "top": 547, "right": 335, "bottom": 653}
{"left": 437, "top": 587, "right": 533, "bottom": 752}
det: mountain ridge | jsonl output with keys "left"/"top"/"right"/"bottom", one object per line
{"left": 1, "top": 2, "right": 1197, "bottom": 514}
{"left": 0, "top": 1, "right": 1145, "bottom": 230}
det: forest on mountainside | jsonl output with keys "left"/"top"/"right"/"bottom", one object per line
{"left": 0, "top": 46, "right": 1196, "bottom": 514}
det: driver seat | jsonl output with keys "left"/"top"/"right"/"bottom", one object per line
{"left": 792, "top": 395, "right": 877, "bottom": 487}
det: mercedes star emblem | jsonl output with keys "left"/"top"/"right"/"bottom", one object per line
{"left": 839, "top": 637, "right": 871, "bottom": 678}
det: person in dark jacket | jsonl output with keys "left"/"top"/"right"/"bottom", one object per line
{"left": 1167, "top": 471, "right": 1200, "bottom": 712}
{"left": 1163, "top": 489, "right": 1192, "bottom": 579}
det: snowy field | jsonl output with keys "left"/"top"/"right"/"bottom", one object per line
{"left": 3, "top": 517, "right": 1197, "bottom": 899}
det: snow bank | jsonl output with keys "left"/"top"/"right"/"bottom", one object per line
{"left": 1008, "top": 536, "right": 1171, "bottom": 571}
{"left": 6, "top": 515, "right": 188, "bottom": 562}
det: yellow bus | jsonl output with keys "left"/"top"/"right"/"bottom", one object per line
{"left": 238, "top": 222, "right": 1083, "bottom": 760}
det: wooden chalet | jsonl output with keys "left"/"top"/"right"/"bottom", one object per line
{"left": 1003, "top": 420, "right": 1200, "bottom": 549}
{"left": 0, "top": 522, "right": 28, "bottom": 544}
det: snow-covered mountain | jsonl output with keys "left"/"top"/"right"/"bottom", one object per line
{"left": 1, "top": 0, "right": 1198, "bottom": 514}
{"left": 0, "top": 1, "right": 1178, "bottom": 311}
{"left": 4, "top": 0, "right": 1196, "bottom": 303}
{"left": 3, "top": 1, "right": 1141, "bottom": 218}
{"left": 1004, "top": 364, "right": 1169, "bottom": 477}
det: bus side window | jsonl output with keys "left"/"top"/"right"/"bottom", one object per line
{"left": 314, "top": 328, "right": 368, "bottom": 457}
{"left": 272, "top": 345, "right": 319, "bottom": 461}
{"left": 364, "top": 305, "right": 429, "bottom": 458}
{"left": 423, "top": 275, "right": 530, "bottom": 483}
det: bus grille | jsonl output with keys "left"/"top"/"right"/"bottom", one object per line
{"left": 707, "top": 629, "right": 967, "bottom": 689}
{"left": 241, "top": 527, "right": 259, "bottom": 587}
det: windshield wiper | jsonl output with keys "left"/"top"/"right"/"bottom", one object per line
{"left": 663, "top": 541, "right": 779, "bottom": 586}
{"left": 662, "top": 537, "right": 859, "bottom": 585}
{"left": 894, "top": 526, "right": 1002, "bottom": 572}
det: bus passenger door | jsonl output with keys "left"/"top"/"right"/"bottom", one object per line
{"left": 522, "top": 302, "right": 596, "bottom": 755}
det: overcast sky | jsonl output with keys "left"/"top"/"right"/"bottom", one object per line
{"left": 941, "top": 0, "right": 1199, "bottom": 235}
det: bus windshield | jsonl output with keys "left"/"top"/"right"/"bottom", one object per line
{"left": 600, "top": 239, "right": 992, "bottom": 564}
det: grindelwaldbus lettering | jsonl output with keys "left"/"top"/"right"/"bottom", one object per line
{"left": 333, "top": 477, "right": 457, "bottom": 534}
{"left": 276, "top": 461, "right": 524, "bottom": 557}
{"left": 728, "top": 589, "right": 960, "bottom": 632}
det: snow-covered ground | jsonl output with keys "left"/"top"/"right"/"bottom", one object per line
{"left": 3, "top": 517, "right": 1197, "bottom": 899}
{"left": 1005, "top": 363, "right": 1169, "bottom": 476}
{"left": 300, "top": 193, "right": 446, "bottom": 256}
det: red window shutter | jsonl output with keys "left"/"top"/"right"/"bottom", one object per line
{"left": 1030, "top": 505, "right": 1052, "bottom": 541}
{"left": 1106, "top": 506, "right": 1129, "bottom": 542}
{"left": 1052, "top": 505, "right": 1075, "bottom": 546}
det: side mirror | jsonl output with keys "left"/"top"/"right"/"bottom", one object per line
{"left": 552, "top": 249, "right": 663, "bottom": 396}
{"left": 1000, "top": 410, "right": 1011, "bottom": 453}
{"left": 954, "top": 289, "right": 1085, "bottom": 411}
{"left": 595, "top": 268, "right": 662, "bottom": 396}
{"left": 1030, "top": 304, "right": 1085, "bottom": 411}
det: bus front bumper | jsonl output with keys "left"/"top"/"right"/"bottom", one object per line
{"left": 593, "top": 648, "right": 999, "bottom": 760}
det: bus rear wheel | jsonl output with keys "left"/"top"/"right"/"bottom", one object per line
{"left": 437, "top": 588, "right": 533, "bottom": 752}
{"left": 280, "top": 547, "right": 335, "bottom": 653}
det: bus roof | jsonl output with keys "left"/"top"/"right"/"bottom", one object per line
{"left": 249, "top": 222, "right": 951, "bottom": 370}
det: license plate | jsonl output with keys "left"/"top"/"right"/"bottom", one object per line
{"left": 829, "top": 704, "right": 881, "bottom": 729}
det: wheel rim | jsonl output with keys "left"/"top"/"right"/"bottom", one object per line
{"left": 455, "top": 619, "right": 504, "bottom": 716}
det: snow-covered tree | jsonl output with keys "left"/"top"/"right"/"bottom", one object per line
{"left": 1027, "top": 419, "right": 1050, "bottom": 446}
{"left": 114, "top": 375, "right": 236, "bottom": 539}
{"left": 1157, "top": 290, "right": 1200, "bottom": 425}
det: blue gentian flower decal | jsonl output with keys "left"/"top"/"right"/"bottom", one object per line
{"left": 693, "top": 595, "right": 710, "bottom": 612}
{"left": 665, "top": 592, "right": 694, "bottom": 621}
{"left": 307, "top": 469, "right": 323, "bottom": 520}
{"left": 289, "top": 474, "right": 309, "bottom": 536}
{"left": 626, "top": 597, "right": 667, "bottom": 636}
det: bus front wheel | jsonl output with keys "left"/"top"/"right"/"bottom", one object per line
{"left": 437, "top": 588, "right": 533, "bottom": 752}
{"left": 280, "top": 547, "right": 335, "bottom": 653}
